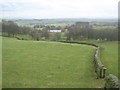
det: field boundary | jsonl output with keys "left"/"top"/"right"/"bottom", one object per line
{"left": 58, "top": 41, "right": 119, "bottom": 88}
{"left": 13, "top": 37, "right": 120, "bottom": 88}
{"left": 14, "top": 37, "right": 106, "bottom": 78}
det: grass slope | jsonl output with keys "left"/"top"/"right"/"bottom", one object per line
{"left": 2, "top": 37, "right": 104, "bottom": 88}
{"left": 80, "top": 40, "right": 118, "bottom": 78}
{"left": 98, "top": 42, "right": 118, "bottom": 78}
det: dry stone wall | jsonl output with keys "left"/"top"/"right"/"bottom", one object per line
{"left": 59, "top": 41, "right": 119, "bottom": 88}
{"left": 59, "top": 41, "right": 106, "bottom": 78}
{"left": 104, "top": 74, "right": 119, "bottom": 88}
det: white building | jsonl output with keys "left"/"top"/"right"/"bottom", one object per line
{"left": 48, "top": 30, "right": 62, "bottom": 32}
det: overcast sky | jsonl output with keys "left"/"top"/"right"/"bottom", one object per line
{"left": 0, "top": 0, "right": 119, "bottom": 19}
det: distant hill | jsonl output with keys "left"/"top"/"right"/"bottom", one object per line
{"left": 2, "top": 18, "right": 118, "bottom": 26}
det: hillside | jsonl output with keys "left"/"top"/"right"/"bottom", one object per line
{"left": 2, "top": 37, "right": 104, "bottom": 88}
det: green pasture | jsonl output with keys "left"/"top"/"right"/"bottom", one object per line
{"left": 78, "top": 40, "right": 118, "bottom": 78}
{"left": 93, "top": 26, "right": 117, "bottom": 30}
{"left": 15, "top": 34, "right": 33, "bottom": 40}
{"left": 2, "top": 37, "right": 104, "bottom": 88}
{"left": 35, "top": 28, "right": 43, "bottom": 30}
{"left": 97, "top": 42, "right": 118, "bottom": 78}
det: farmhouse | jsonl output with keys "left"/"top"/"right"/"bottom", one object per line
{"left": 48, "top": 30, "right": 62, "bottom": 32}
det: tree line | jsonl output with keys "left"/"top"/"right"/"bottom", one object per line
{"left": 2, "top": 20, "right": 118, "bottom": 41}
{"left": 66, "top": 24, "right": 118, "bottom": 41}
{"left": 2, "top": 20, "right": 50, "bottom": 40}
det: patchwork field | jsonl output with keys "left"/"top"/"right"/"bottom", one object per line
{"left": 2, "top": 37, "right": 104, "bottom": 88}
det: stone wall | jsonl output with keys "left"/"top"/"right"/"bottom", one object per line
{"left": 104, "top": 74, "right": 119, "bottom": 88}
{"left": 59, "top": 41, "right": 106, "bottom": 78}
{"left": 94, "top": 47, "right": 106, "bottom": 78}
{"left": 58, "top": 41, "right": 119, "bottom": 88}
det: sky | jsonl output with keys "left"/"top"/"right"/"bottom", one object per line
{"left": 0, "top": 0, "right": 119, "bottom": 19}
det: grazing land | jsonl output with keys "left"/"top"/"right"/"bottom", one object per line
{"left": 2, "top": 19, "right": 118, "bottom": 88}
{"left": 80, "top": 40, "right": 118, "bottom": 78}
{"left": 2, "top": 37, "right": 104, "bottom": 88}
{"left": 92, "top": 26, "right": 117, "bottom": 30}
{"left": 97, "top": 42, "right": 118, "bottom": 78}
{"left": 87, "top": 41, "right": 118, "bottom": 78}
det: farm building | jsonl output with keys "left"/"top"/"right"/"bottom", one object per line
{"left": 75, "top": 22, "right": 89, "bottom": 26}
{"left": 75, "top": 22, "right": 90, "bottom": 28}
{"left": 48, "top": 30, "right": 62, "bottom": 32}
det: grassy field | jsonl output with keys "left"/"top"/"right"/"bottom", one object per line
{"left": 93, "top": 26, "right": 117, "bottom": 30}
{"left": 15, "top": 34, "right": 33, "bottom": 40}
{"left": 2, "top": 37, "right": 104, "bottom": 88}
{"left": 97, "top": 42, "right": 118, "bottom": 78}
{"left": 82, "top": 40, "right": 118, "bottom": 78}
{"left": 79, "top": 40, "right": 118, "bottom": 78}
